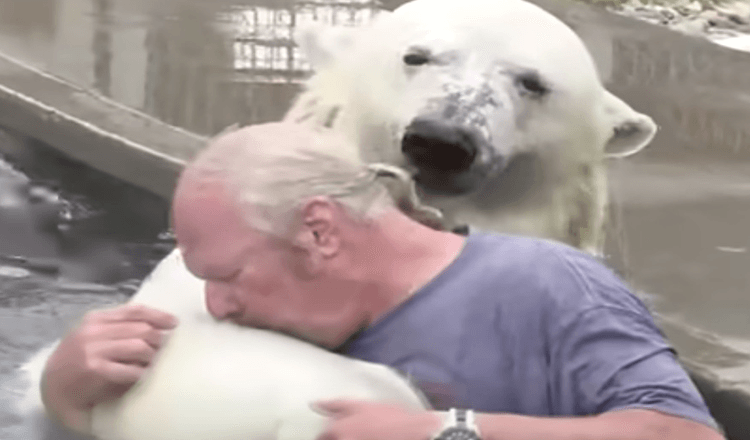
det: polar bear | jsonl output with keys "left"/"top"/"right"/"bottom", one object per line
{"left": 17, "top": 0, "right": 657, "bottom": 439}
{"left": 286, "top": 0, "right": 657, "bottom": 255}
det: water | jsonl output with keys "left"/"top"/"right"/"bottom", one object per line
{"left": 0, "top": 128, "right": 174, "bottom": 439}
{"left": 0, "top": 0, "right": 748, "bottom": 438}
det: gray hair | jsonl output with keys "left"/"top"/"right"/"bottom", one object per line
{"left": 184, "top": 122, "right": 444, "bottom": 238}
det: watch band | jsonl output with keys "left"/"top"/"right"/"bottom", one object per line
{"left": 455, "top": 408, "right": 479, "bottom": 432}
{"left": 441, "top": 408, "right": 481, "bottom": 434}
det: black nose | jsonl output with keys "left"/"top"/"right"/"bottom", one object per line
{"left": 401, "top": 117, "right": 483, "bottom": 173}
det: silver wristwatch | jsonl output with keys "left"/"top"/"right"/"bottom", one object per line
{"left": 432, "top": 408, "right": 482, "bottom": 440}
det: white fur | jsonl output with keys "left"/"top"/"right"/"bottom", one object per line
{"left": 17, "top": 249, "right": 428, "bottom": 440}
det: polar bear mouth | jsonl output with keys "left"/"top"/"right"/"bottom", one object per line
{"left": 401, "top": 116, "right": 494, "bottom": 195}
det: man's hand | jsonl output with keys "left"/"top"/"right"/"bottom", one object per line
{"left": 41, "top": 304, "right": 178, "bottom": 433}
{"left": 313, "top": 399, "right": 442, "bottom": 440}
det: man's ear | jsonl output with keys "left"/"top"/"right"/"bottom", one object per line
{"left": 293, "top": 197, "right": 342, "bottom": 259}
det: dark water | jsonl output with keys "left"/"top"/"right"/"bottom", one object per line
{"left": 0, "top": 128, "right": 175, "bottom": 439}
{"left": 0, "top": 0, "right": 748, "bottom": 438}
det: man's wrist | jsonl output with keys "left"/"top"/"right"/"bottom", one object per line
{"left": 40, "top": 366, "right": 92, "bottom": 435}
{"left": 430, "top": 409, "right": 482, "bottom": 440}
{"left": 422, "top": 410, "right": 449, "bottom": 440}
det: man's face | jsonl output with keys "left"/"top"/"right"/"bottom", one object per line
{"left": 171, "top": 178, "right": 367, "bottom": 348}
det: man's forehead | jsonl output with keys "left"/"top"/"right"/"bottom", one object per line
{"left": 174, "top": 179, "right": 222, "bottom": 209}
{"left": 173, "top": 180, "right": 230, "bottom": 239}
{"left": 172, "top": 182, "right": 250, "bottom": 278}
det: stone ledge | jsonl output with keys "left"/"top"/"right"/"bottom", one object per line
{"left": 0, "top": 52, "right": 207, "bottom": 201}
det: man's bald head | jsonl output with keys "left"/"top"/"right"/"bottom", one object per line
{"left": 174, "top": 122, "right": 396, "bottom": 238}
{"left": 181, "top": 122, "right": 363, "bottom": 183}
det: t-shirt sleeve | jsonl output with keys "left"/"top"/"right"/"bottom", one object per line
{"left": 551, "top": 303, "right": 720, "bottom": 431}
{"left": 539, "top": 246, "right": 720, "bottom": 431}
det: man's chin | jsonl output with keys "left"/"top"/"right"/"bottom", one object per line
{"left": 248, "top": 323, "right": 329, "bottom": 347}
{"left": 235, "top": 319, "right": 357, "bottom": 351}
{"left": 287, "top": 329, "right": 333, "bottom": 348}
{"left": 279, "top": 328, "right": 345, "bottom": 351}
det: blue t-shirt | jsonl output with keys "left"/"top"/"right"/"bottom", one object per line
{"left": 338, "top": 232, "right": 718, "bottom": 429}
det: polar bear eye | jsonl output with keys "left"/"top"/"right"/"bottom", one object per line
{"left": 403, "top": 52, "right": 431, "bottom": 66}
{"left": 516, "top": 72, "right": 549, "bottom": 96}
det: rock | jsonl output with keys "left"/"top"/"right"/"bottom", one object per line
{"left": 716, "top": 1, "right": 750, "bottom": 19}
{"left": 726, "top": 13, "right": 748, "bottom": 26}
{"left": 675, "top": 1, "right": 703, "bottom": 16}
{"left": 700, "top": 9, "right": 723, "bottom": 23}
{"left": 603, "top": 0, "right": 750, "bottom": 54}
{"left": 660, "top": 8, "right": 678, "bottom": 21}
{"left": 670, "top": 17, "right": 710, "bottom": 35}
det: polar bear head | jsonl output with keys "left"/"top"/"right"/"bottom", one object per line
{"left": 286, "top": 0, "right": 657, "bottom": 252}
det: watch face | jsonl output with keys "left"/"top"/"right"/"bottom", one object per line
{"left": 438, "top": 427, "right": 481, "bottom": 440}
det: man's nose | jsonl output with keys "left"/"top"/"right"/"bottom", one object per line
{"left": 205, "top": 282, "right": 241, "bottom": 320}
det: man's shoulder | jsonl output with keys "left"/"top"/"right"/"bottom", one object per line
{"left": 459, "top": 231, "right": 576, "bottom": 269}
{"left": 463, "top": 230, "right": 594, "bottom": 261}
{"left": 460, "top": 231, "right": 608, "bottom": 284}
{"left": 462, "top": 232, "right": 650, "bottom": 316}
{"left": 437, "top": 233, "right": 580, "bottom": 313}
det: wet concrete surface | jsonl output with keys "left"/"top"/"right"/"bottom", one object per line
{"left": 0, "top": 0, "right": 748, "bottom": 438}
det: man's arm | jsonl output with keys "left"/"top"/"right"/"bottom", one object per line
{"left": 541, "top": 250, "right": 722, "bottom": 435}
{"left": 313, "top": 401, "right": 725, "bottom": 440}
{"left": 476, "top": 407, "right": 724, "bottom": 440}
{"left": 40, "top": 364, "right": 92, "bottom": 435}
{"left": 39, "top": 304, "right": 177, "bottom": 434}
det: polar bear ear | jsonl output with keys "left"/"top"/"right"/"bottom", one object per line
{"left": 294, "top": 21, "right": 359, "bottom": 69}
{"left": 601, "top": 91, "right": 658, "bottom": 159}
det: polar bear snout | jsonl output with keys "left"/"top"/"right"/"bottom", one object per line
{"left": 401, "top": 116, "right": 497, "bottom": 195}
{"left": 402, "top": 117, "right": 480, "bottom": 171}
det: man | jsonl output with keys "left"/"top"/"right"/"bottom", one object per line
{"left": 41, "top": 122, "right": 724, "bottom": 440}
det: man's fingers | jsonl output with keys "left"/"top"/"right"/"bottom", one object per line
{"left": 96, "top": 322, "right": 169, "bottom": 350}
{"left": 96, "top": 304, "right": 178, "bottom": 329}
{"left": 90, "top": 359, "right": 147, "bottom": 385}
{"left": 94, "top": 338, "right": 158, "bottom": 367}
